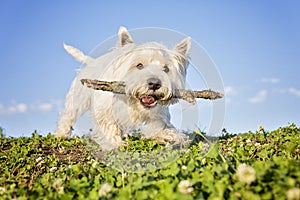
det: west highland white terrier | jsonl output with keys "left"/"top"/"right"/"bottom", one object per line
{"left": 55, "top": 27, "right": 191, "bottom": 150}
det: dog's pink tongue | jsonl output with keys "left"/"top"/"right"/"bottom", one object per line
{"left": 141, "top": 95, "right": 157, "bottom": 107}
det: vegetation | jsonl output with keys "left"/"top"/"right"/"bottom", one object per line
{"left": 0, "top": 127, "right": 4, "bottom": 139}
{"left": 0, "top": 124, "right": 299, "bottom": 199}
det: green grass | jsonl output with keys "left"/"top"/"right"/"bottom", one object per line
{"left": 0, "top": 124, "right": 299, "bottom": 200}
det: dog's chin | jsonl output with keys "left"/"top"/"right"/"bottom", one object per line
{"left": 139, "top": 95, "right": 158, "bottom": 108}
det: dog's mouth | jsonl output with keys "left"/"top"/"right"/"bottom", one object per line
{"left": 139, "top": 95, "right": 158, "bottom": 107}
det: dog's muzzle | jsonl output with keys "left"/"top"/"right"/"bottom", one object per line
{"left": 139, "top": 92, "right": 170, "bottom": 108}
{"left": 139, "top": 78, "right": 163, "bottom": 107}
{"left": 135, "top": 78, "right": 173, "bottom": 108}
{"left": 147, "top": 78, "right": 161, "bottom": 91}
{"left": 140, "top": 95, "right": 158, "bottom": 107}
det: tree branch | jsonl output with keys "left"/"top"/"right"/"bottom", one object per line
{"left": 81, "top": 79, "right": 223, "bottom": 104}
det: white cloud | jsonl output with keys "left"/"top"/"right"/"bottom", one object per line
{"left": 0, "top": 100, "right": 61, "bottom": 116}
{"left": 272, "top": 88, "right": 286, "bottom": 95}
{"left": 38, "top": 103, "right": 53, "bottom": 112}
{"left": 224, "top": 86, "right": 237, "bottom": 96}
{"left": 249, "top": 90, "right": 267, "bottom": 103}
{"left": 16, "top": 103, "right": 28, "bottom": 113}
{"left": 52, "top": 99, "right": 64, "bottom": 110}
{"left": 261, "top": 77, "right": 280, "bottom": 84}
{"left": 288, "top": 88, "right": 300, "bottom": 97}
{"left": 7, "top": 106, "right": 17, "bottom": 114}
{"left": 224, "top": 86, "right": 237, "bottom": 104}
{"left": 6, "top": 103, "right": 28, "bottom": 114}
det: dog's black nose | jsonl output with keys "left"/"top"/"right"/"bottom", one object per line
{"left": 147, "top": 78, "right": 161, "bottom": 91}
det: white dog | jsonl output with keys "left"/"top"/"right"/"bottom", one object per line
{"left": 55, "top": 27, "right": 191, "bottom": 150}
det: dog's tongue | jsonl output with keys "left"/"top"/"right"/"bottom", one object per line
{"left": 140, "top": 95, "right": 157, "bottom": 107}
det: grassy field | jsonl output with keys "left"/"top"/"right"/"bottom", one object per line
{"left": 0, "top": 124, "right": 299, "bottom": 200}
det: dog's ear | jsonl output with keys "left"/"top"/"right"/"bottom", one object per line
{"left": 174, "top": 37, "right": 191, "bottom": 58}
{"left": 118, "top": 26, "right": 134, "bottom": 47}
{"left": 63, "top": 43, "right": 93, "bottom": 64}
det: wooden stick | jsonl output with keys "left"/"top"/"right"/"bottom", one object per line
{"left": 81, "top": 79, "right": 223, "bottom": 104}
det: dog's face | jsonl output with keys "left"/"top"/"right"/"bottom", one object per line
{"left": 63, "top": 27, "right": 191, "bottom": 109}
{"left": 115, "top": 28, "right": 191, "bottom": 108}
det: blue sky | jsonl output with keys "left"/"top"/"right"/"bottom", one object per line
{"left": 0, "top": 1, "right": 299, "bottom": 137}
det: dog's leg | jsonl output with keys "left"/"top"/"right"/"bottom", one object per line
{"left": 152, "top": 128, "right": 188, "bottom": 145}
{"left": 143, "top": 108, "right": 187, "bottom": 145}
{"left": 91, "top": 109, "right": 124, "bottom": 150}
{"left": 55, "top": 78, "right": 91, "bottom": 137}
{"left": 143, "top": 119, "right": 185, "bottom": 144}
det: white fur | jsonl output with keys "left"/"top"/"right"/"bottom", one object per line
{"left": 55, "top": 27, "right": 191, "bottom": 150}
{"left": 63, "top": 43, "right": 93, "bottom": 64}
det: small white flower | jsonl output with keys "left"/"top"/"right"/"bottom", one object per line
{"left": 203, "top": 143, "right": 210, "bottom": 151}
{"left": 181, "top": 165, "right": 187, "bottom": 170}
{"left": 135, "top": 163, "right": 141, "bottom": 168}
{"left": 245, "top": 139, "right": 252, "bottom": 143}
{"left": 254, "top": 142, "right": 261, "bottom": 147}
{"left": 99, "top": 183, "right": 112, "bottom": 196}
{"left": 36, "top": 157, "right": 45, "bottom": 167}
{"left": 92, "top": 161, "right": 98, "bottom": 168}
{"left": 36, "top": 157, "right": 43, "bottom": 163}
{"left": 236, "top": 163, "right": 256, "bottom": 184}
{"left": 50, "top": 167, "right": 58, "bottom": 172}
{"left": 0, "top": 187, "right": 6, "bottom": 195}
{"left": 287, "top": 188, "right": 300, "bottom": 200}
{"left": 178, "top": 180, "right": 193, "bottom": 194}
{"left": 53, "top": 179, "right": 64, "bottom": 194}
{"left": 227, "top": 138, "right": 234, "bottom": 143}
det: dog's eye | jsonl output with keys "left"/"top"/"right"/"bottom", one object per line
{"left": 136, "top": 63, "right": 144, "bottom": 69}
{"left": 162, "top": 65, "right": 169, "bottom": 73}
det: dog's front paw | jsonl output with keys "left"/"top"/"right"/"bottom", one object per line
{"left": 151, "top": 128, "right": 188, "bottom": 145}
{"left": 54, "top": 126, "right": 73, "bottom": 138}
